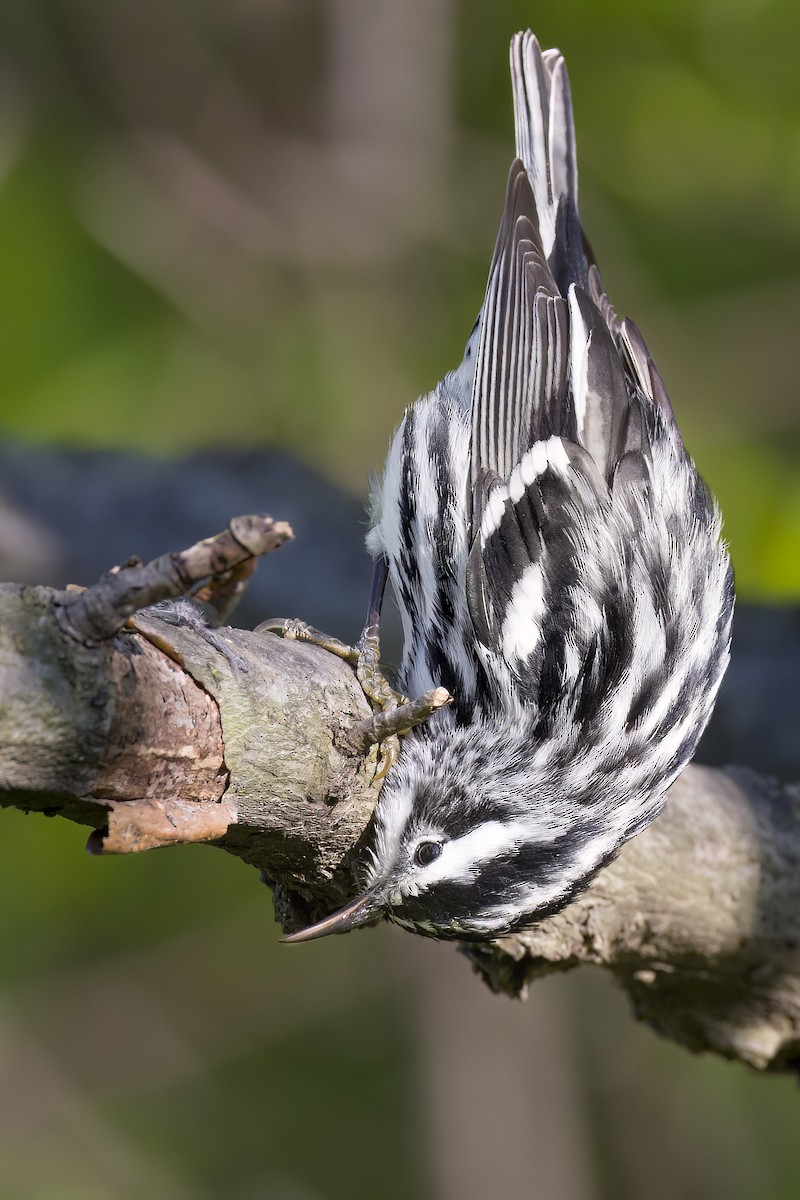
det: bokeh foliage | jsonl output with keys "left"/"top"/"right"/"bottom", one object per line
{"left": 0, "top": 3, "right": 798, "bottom": 1199}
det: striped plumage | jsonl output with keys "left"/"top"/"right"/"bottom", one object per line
{"left": 306, "top": 31, "right": 734, "bottom": 941}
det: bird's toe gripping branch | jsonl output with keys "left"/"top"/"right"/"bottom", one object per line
{"left": 256, "top": 618, "right": 451, "bottom": 776}
{"left": 352, "top": 685, "right": 452, "bottom": 778}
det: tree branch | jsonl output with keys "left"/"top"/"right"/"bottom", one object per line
{"left": 1, "top": 515, "right": 799, "bottom": 1075}
{"left": 464, "top": 765, "right": 800, "bottom": 1073}
{"left": 0, "top": 579, "right": 382, "bottom": 917}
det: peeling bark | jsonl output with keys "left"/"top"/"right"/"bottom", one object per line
{"left": 0, "top": 584, "right": 382, "bottom": 914}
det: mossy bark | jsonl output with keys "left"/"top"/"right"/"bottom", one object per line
{"left": 1, "top": 582, "right": 799, "bottom": 1073}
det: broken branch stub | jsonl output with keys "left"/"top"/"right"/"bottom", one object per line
{"left": 55, "top": 513, "right": 293, "bottom": 644}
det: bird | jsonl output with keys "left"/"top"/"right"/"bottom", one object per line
{"left": 279, "top": 30, "right": 734, "bottom": 942}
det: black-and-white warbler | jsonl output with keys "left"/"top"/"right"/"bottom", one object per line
{"left": 284, "top": 30, "right": 734, "bottom": 941}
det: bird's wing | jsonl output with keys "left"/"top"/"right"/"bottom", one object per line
{"left": 469, "top": 158, "right": 572, "bottom": 489}
{"left": 465, "top": 159, "right": 631, "bottom": 650}
{"left": 465, "top": 32, "right": 696, "bottom": 699}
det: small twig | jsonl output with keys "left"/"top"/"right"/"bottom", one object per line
{"left": 55, "top": 514, "right": 293, "bottom": 643}
{"left": 194, "top": 559, "right": 257, "bottom": 624}
{"left": 354, "top": 687, "right": 452, "bottom": 749}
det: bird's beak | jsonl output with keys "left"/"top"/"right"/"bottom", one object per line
{"left": 281, "top": 885, "right": 383, "bottom": 943}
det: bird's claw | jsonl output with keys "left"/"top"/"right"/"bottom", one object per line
{"left": 258, "top": 618, "right": 452, "bottom": 781}
{"left": 257, "top": 617, "right": 418, "bottom": 777}
{"left": 372, "top": 734, "right": 401, "bottom": 781}
{"left": 353, "top": 627, "right": 409, "bottom": 712}
{"left": 255, "top": 617, "right": 359, "bottom": 664}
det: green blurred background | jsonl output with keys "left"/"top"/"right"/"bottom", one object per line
{"left": 0, "top": 1, "right": 798, "bottom": 1197}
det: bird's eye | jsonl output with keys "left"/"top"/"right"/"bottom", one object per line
{"left": 414, "top": 840, "right": 442, "bottom": 867}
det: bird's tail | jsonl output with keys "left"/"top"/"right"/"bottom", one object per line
{"left": 510, "top": 31, "right": 587, "bottom": 293}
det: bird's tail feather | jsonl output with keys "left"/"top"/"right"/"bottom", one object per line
{"left": 510, "top": 31, "right": 587, "bottom": 293}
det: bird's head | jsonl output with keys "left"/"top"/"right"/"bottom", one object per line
{"left": 284, "top": 714, "right": 617, "bottom": 942}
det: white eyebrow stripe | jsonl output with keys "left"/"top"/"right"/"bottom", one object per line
{"left": 416, "top": 819, "right": 533, "bottom": 886}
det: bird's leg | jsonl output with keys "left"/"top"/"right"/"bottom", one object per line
{"left": 351, "top": 556, "right": 408, "bottom": 712}
{"left": 349, "top": 559, "right": 409, "bottom": 777}
{"left": 257, "top": 558, "right": 450, "bottom": 777}
{"left": 258, "top": 559, "right": 404, "bottom": 703}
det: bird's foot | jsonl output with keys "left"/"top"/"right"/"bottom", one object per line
{"left": 256, "top": 617, "right": 363, "bottom": 667}
{"left": 256, "top": 618, "right": 450, "bottom": 778}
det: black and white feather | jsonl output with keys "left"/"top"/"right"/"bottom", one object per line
{"left": 349, "top": 32, "right": 733, "bottom": 939}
